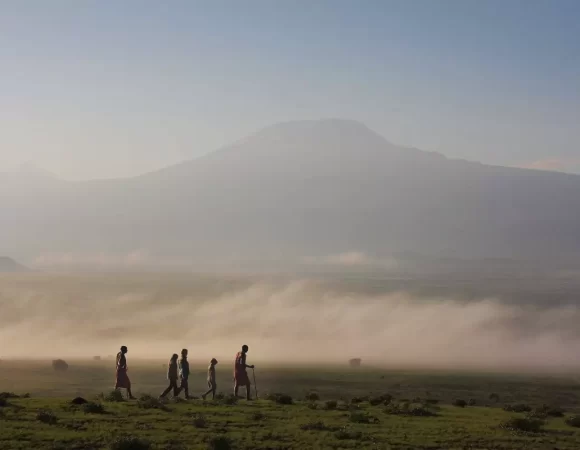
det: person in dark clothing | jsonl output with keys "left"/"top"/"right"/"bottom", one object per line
{"left": 159, "top": 353, "right": 180, "bottom": 398}
{"left": 178, "top": 348, "right": 192, "bottom": 399}
{"left": 202, "top": 358, "right": 218, "bottom": 400}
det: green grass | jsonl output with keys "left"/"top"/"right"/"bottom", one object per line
{"left": 2, "top": 361, "right": 580, "bottom": 449}
{"left": 1, "top": 395, "right": 580, "bottom": 449}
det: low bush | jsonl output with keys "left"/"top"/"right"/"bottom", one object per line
{"left": 36, "top": 409, "right": 58, "bottom": 425}
{"left": 103, "top": 390, "right": 125, "bottom": 403}
{"left": 193, "top": 413, "right": 207, "bottom": 428}
{"left": 324, "top": 400, "right": 338, "bottom": 410}
{"left": 500, "top": 417, "right": 544, "bottom": 433}
{"left": 305, "top": 392, "right": 320, "bottom": 401}
{"left": 334, "top": 426, "right": 363, "bottom": 440}
{"left": 565, "top": 415, "right": 580, "bottom": 428}
{"left": 369, "top": 394, "right": 393, "bottom": 406}
{"left": 503, "top": 404, "right": 532, "bottom": 413}
{"left": 206, "top": 435, "right": 232, "bottom": 450}
{"left": 349, "top": 411, "right": 380, "bottom": 424}
{"left": 220, "top": 394, "right": 238, "bottom": 406}
{"left": 265, "top": 393, "right": 293, "bottom": 405}
{"left": 453, "top": 399, "right": 467, "bottom": 408}
{"left": 138, "top": 395, "right": 169, "bottom": 411}
{"left": 300, "top": 420, "right": 331, "bottom": 431}
{"left": 109, "top": 436, "right": 151, "bottom": 450}
{"left": 83, "top": 402, "right": 106, "bottom": 414}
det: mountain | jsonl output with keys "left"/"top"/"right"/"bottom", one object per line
{"left": 0, "top": 257, "right": 31, "bottom": 273}
{"left": 2, "top": 119, "right": 580, "bottom": 270}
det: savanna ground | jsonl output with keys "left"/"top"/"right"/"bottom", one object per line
{"left": 1, "top": 360, "right": 580, "bottom": 449}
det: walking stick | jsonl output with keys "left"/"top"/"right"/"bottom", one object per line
{"left": 252, "top": 368, "right": 258, "bottom": 399}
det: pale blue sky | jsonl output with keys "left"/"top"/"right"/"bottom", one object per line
{"left": 1, "top": 0, "right": 579, "bottom": 179}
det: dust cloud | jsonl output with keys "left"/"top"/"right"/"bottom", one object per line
{"left": 1, "top": 274, "right": 579, "bottom": 371}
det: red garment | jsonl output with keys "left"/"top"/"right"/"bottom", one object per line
{"left": 234, "top": 351, "right": 250, "bottom": 386}
{"left": 115, "top": 352, "right": 131, "bottom": 389}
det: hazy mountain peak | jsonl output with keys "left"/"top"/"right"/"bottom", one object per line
{"left": 0, "top": 257, "right": 30, "bottom": 273}
{"left": 16, "top": 161, "right": 57, "bottom": 178}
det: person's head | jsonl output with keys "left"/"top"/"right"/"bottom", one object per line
{"left": 242, "top": 345, "right": 249, "bottom": 354}
{"left": 120, "top": 346, "right": 128, "bottom": 354}
{"left": 171, "top": 353, "right": 179, "bottom": 362}
{"left": 211, "top": 358, "right": 218, "bottom": 366}
{"left": 181, "top": 349, "right": 188, "bottom": 358}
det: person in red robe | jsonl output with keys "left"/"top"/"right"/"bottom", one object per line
{"left": 234, "top": 345, "right": 254, "bottom": 400}
{"left": 115, "top": 345, "right": 135, "bottom": 399}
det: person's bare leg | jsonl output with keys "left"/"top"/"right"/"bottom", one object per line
{"left": 212, "top": 386, "right": 217, "bottom": 400}
{"left": 246, "top": 384, "right": 251, "bottom": 401}
{"left": 127, "top": 384, "right": 135, "bottom": 400}
{"left": 160, "top": 383, "right": 173, "bottom": 398}
{"left": 234, "top": 382, "right": 239, "bottom": 398}
{"left": 202, "top": 387, "right": 213, "bottom": 400}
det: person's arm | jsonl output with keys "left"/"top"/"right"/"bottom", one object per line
{"left": 242, "top": 354, "right": 254, "bottom": 369}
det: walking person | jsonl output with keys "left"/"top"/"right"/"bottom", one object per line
{"left": 178, "top": 348, "right": 192, "bottom": 399}
{"left": 234, "top": 345, "right": 254, "bottom": 400}
{"left": 202, "top": 358, "right": 218, "bottom": 400}
{"left": 115, "top": 346, "right": 135, "bottom": 400}
{"left": 159, "top": 353, "right": 180, "bottom": 398}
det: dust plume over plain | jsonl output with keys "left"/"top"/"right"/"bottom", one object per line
{"left": 1, "top": 274, "right": 579, "bottom": 370}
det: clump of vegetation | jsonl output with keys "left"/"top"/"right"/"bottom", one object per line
{"left": 425, "top": 399, "right": 440, "bottom": 405}
{"left": 265, "top": 393, "right": 293, "bottom": 405}
{"left": 109, "top": 436, "right": 152, "bottom": 450}
{"left": 468, "top": 398, "right": 477, "bottom": 406}
{"left": 102, "top": 390, "right": 125, "bottom": 402}
{"left": 530, "top": 404, "right": 565, "bottom": 418}
{"left": 324, "top": 400, "right": 338, "bottom": 410}
{"left": 214, "top": 393, "right": 225, "bottom": 401}
{"left": 489, "top": 393, "right": 500, "bottom": 402}
{"left": 82, "top": 402, "right": 106, "bottom": 414}
{"left": 307, "top": 402, "right": 317, "bottom": 410}
{"left": 251, "top": 411, "right": 265, "bottom": 421}
{"left": 369, "top": 394, "right": 393, "bottom": 406}
{"left": 503, "top": 404, "right": 532, "bottom": 413}
{"left": 304, "top": 392, "right": 320, "bottom": 401}
{"left": 71, "top": 397, "right": 88, "bottom": 405}
{"left": 500, "top": 417, "right": 544, "bottom": 433}
{"left": 52, "top": 359, "right": 69, "bottom": 372}
{"left": 350, "top": 396, "right": 365, "bottom": 404}
{"left": 0, "top": 397, "right": 7, "bottom": 408}
{"left": 137, "top": 395, "right": 169, "bottom": 411}
{"left": 0, "top": 392, "right": 19, "bottom": 400}
{"left": 193, "top": 413, "right": 207, "bottom": 428}
{"left": 565, "top": 416, "right": 580, "bottom": 428}
{"left": 334, "top": 426, "right": 363, "bottom": 440}
{"left": 206, "top": 435, "right": 232, "bottom": 450}
{"left": 453, "top": 399, "right": 467, "bottom": 408}
{"left": 300, "top": 420, "right": 332, "bottom": 431}
{"left": 220, "top": 394, "right": 238, "bottom": 406}
{"left": 349, "top": 411, "right": 379, "bottom": 424}
{"left": 36, "top": 409, "right": 58, "bottom": 425}
{"left": 384, "top": 403, "right": 437, "bottom": 417}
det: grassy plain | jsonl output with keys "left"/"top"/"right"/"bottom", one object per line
{"left": 1, "top": 360, "right": 580, "bottom": 449}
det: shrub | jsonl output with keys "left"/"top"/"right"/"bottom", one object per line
{"left": 565, "top": 415, "right": 580, "bottom": 428}
{"left": 103, "top": 390, "right": 125, "bottom": 402}
{"left": 500, "top": 417, "right": 544, "bottom": 433}
{"left": 265, "top": 393, "right": 293, "bottom": 405}
{"left": 251, "top": 411, "right": 265, "bottom": 421}
{"left": 425, "top": 399, "right": 439, "bottom": 405}
{"left": 300, "top": 420, "right": 331, "bottom": 431}
{"left": 214, "top": 393, "right": 225, "bottom": 401}
{"left": 489, "top": 393, "right": 500, "bottom": 402}
{"left": 369, "top": 394, "right": 393, "bottom": 406}
{"left": 334, "top": 426, "right": 363, "bottom": 441}
{"left": 453, "top": 399, "right": 467, "bottom": 408}
{"left": 503, "top": 404, "right": 532, "bottom": 413}
{"left": 384, "top": 403, "right": 437, "bottom": 417}
{"left": 193, "top": 413, "right": 207, "bottom": 428}
{"left": 109, "top": 436, "right": 152, "bottom": 450}
{"left": 0, "top": 398, "right": 7, "bottom": 408}
{"left": 468, "top": 398, "right": 477, "bottom": 406}
{"left": 138, "top": 395, "right": 169, "bottom": 411}
{"left": 220, "top": 394, "right": 238, "bottom": 406}
{"left": 206, "top": 435, "right": 232, "bottom": 450}
{"left": 349, "top": 411, "right": 379, "bottom": 424}
{"left": 324, "top": 400, "right": 338, "bottom": 410}
{"left": 305, "top": 392, "right": 320, "bottom": 402}
{"left": 531, "top": 404, "right": 564, "bottom": 418}
{"left": 82, "top": 402, "right": 106, "bottom": 414}
{"left": 0, "top": 392, "right": 19, "bottom": 400}
{"left": 52, "top": 359, "right": 69, "bottom": 372}
{"left": 36, "top": 409, "right": 58, "bottom": 425}
{"left": 307, "top": 402, "right": 317, "bottom": 410}
{"left": 71, "top": 397, "right": 88, "bottom": 405}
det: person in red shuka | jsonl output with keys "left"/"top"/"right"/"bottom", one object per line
{"left": 234, "top": 345, "right": 254, "bottom": 400}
